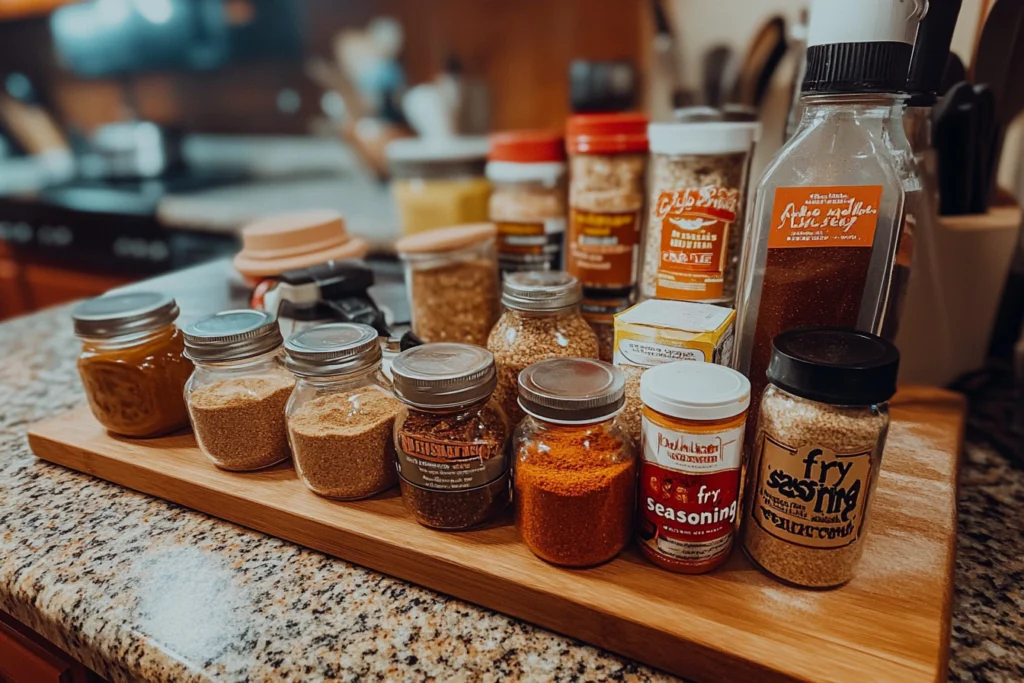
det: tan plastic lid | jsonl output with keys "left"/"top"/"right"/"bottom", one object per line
{"left": 233, "top": 210, "right": 370, "bottom": 278}
{"left": 395, "top": 222, "right": 496, "bottom": 256}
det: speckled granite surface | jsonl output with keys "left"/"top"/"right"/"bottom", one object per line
{"left": 0, "top": 265, "right": 1021, "bottom": 682}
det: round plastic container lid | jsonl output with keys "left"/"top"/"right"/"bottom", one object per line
{"left": 565, "top": 112, "right": 649, "bottom": 154}
{"left": 647, "top": 121, "right": 761, "bottom": 156}
{"left": 233, "top": 210, "right": 369, "bottom": 278}
{"left": 640, "top": 362, "right": 751, "bottom": 421}
{"left": 395, "top": 222, "right": 496, "bottom": 256}
{"left": 385, "top": 136, "right": 490, "bottom": 163}
{"left": 489, "top": 130, "right": 566, "bottom": 163}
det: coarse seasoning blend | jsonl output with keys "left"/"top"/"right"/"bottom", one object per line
{"left": 396, "top": 223, "right": 501, "bottom": 347}
{"left": 734, "top": 0, "right": 921, "bottom": 437}
{"left": 487, "top": 130, "right": 568, "bottom": 273}
{"left": 514, "top": 358, "right": 636, "bottom": 567}
{"left": 487, "top": 271, "right": 599, "bottom": 426}
{"left": 638, "top": 362, "right": 750, "bottom": 574}
{"left": 283, "top": 323, "right": 400, "bottom": 500}
{"left": 742, "top": 327, "right": 899, "bottom": 588}
{"left": 183, "top": 310, "right": 294, "bottom": 471}
{"left": 392, "top": 343, "right": 511, "bottom": 530}
{"left": 640, "top": 121, "right": 759, "bottom": 306}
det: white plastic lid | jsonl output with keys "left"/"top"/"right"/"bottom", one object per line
{"left": 640, "top": 361, "right": 751, "bottom": 421}
{"left": 485, "top": 160, "right": 566, "bottom": 185}
{"left": 807, "top": 0, "right": 921, "bottom": 47}
{"left": 648, "top": 121, "right": 761, "bottom": 156}
{"left": 385, "top": 136, "right": 490, "bottom": 163}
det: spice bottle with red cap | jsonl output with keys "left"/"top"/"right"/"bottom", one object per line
{"left": 487, "top": 130, "right": 568, "bottom": 273}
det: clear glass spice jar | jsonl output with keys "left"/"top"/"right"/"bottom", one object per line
{"left": 487, "top": 271, "right": 599, "bottom": 427}
{"left": 284, "top": 323, "right": 400, "bottom": 500}
{"left": 72, "top": 292, "right": 193, "bottom": 438}
{"left": 513, "top": 358, "right": 636, "bottom": 567}
{"left": 741, "top": 327, "right": 899, "bottom": 588}
{"left": 487, "top": 130, "right": 568, "bottom": 273}
{"left": 638, "top": 361, "right": 750, "bottom": 574}
{"left": 640, "top": 121, "right": 759, "bottom": 306}
{"left": 183, "top": 310, "right": 294, "bottom": 471}
{"left": 396, "top": 222, "right": 501, "bottom": 347}
{"left": 392, "top": 343, "right": 510, "bottom": 530}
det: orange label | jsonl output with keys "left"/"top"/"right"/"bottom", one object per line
{"left": 496, "top": 220, "right": 546, "bottom": 255}
{"left": 767, "top": 186, "right": 882, "bottom": 249}
{"left": 567, "top": 208, "right": 641, "bottom": 288}
{"left": 653, "top": 186, "right": 739, "bottom": 300}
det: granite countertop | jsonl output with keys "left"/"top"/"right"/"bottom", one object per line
{"left": 0, "top": 262, "right": 1022, "bottom": 682}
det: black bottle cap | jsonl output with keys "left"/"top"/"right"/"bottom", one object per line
{"left": 767, "top": 327, "right": 899, "bottom": 405}
{"left": 803, "top": 42, "right": 913, "bottom": 94}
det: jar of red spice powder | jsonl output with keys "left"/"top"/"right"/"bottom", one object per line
{"left": 513, "top": 358, "right": 636, "bottom": 567}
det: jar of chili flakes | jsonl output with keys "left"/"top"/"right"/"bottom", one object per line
{"left": 392, "top": 343, "right": 510, "bottom": 530}
{"left": 72, "top": 292, "right": 194, "bottom": 438}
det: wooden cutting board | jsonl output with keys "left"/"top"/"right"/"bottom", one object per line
{"left": 28, "top": 387, "right": 964, "bottom": 683}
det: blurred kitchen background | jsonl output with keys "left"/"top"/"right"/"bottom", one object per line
{"left": 0, "top": 0, "right": 1011, "bottom": 323}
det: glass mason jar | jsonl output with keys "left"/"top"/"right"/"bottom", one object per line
{"left": 741, "top": 327, "right": 899, "bottom": 588}
{"left": 396, "top": 223, "right": 501, "bottom": 347}
{"left": 513, "top": 358, "right": 636, "bottom": 567}
{"left": 283, "top": 323, "right": 399, "bottom": 500}
{"left": 391, "top": 343, "right": 510, "bottom": 530}
{"left": 487, "top": 271, "right": 599, "bottom": 427}
{"left": 183, "top": 310, "right": 294, "bottom": 472}
{"left": 71, "top": 292, "right": 193, "bottom": 437}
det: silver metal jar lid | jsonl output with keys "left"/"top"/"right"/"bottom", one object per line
{"left": 183, "top": 309, "right": 283, "bottom": 363}
{"left": 391, "top": 343, "right": 497, "bottom": 409}
{"left": 283, "top": 323, "right": 381, "bottom": 378}
{"left": 501, "top": 271, "right": 582, "bottom": 311}
{"left": 518, "top": 358, "right": 625, "bottom": 423}
{"left": 71, "top": 292, "right": 179, "bottom": 339}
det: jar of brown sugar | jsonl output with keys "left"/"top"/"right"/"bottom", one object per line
{"left": 183, "top": 310, "right": 294, "bottom": 471}
{"left": 741, "top": 327, "right": 899, "bottom": 588}
{"left": 392, "top": 343, "right": 510, "bottom": 530}
{"left": 284, "top": 323, "right": 400, "bottom": 500}
{"left": 396, "top": 223, "right": 501, "bottom": 347}
{"left": 72, "top": 292, "right": 193, "bottom": 438}
{"left": 487, "top": 271, "right": 599, "bottom": 427}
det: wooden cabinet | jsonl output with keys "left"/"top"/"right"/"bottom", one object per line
{"left": 0, "top": 611, "right": 99, "bottom": 683}
{"left": 20, "top": 263, "right": 133, "bottom": 311}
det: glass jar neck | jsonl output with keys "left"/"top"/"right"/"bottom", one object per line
{"left": 406, "top": 395, "right": 492, "bottom": 416}
{"left": 79, "top": 323, "right": 177, "bottom": 350}
{"left": 531, "top": 414, "right": 617, "bottom": 431}
{"left": 296, "top": 363, "right": 382, "bottom": 387}
{"left": 507, "top": 304, "right": 580, "bottom": 319}
{"left": 770, "top": 383, "right": 888, "bottom": 411}
{"left": 797, "top": 93, "right": 902, "bottom": 126}
{"left": 193, "top": 348, "right": 282, "bottom": 371}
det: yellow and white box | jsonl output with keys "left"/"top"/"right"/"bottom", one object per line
{"left": 613, "top": 299, "right": 735, "bottom": 367}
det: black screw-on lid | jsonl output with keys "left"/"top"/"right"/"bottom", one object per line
{"left": 767, "top": 327, "right": 899, "bottom": 405}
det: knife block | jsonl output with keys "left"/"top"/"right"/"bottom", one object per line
{"left": 896, "top": 202, "right": 1021, "bottom": 386}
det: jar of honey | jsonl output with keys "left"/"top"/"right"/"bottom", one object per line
{"left": 72, "top": 292, "right": 194, "bottom": 438}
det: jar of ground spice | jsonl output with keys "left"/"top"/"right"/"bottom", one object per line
{"left": 183, "top": 310, "right": 294, "bottom": 471}
{"left": 72, "top": 292, "right": 193, "bottom": 438}
{"left": 392, "top": 343, "right": 510, "bottom": 530}
{"left": 283, "top": 323, "right": 399, "bottom": 500}
{"left": 741, "top": 327, "right": 899, "bottom": 588}
{"left": 487, "top": 271, "right": 599, "bottom": 427}
{"left": 514, "top": 358, "right": 636, "bottom": 567}
{"left": 396, "top": 223, "right": 501, "bottom": 347}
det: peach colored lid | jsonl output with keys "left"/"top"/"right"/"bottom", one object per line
{"left": 395, "top": 223, "right": 497, "bottom": 255}
{"left": 233, "top": 210, "right": 370, "bottom": 277}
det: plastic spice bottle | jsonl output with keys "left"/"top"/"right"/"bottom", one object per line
{"left": 514, "top": 358, "right": 636, "bottom": 567}
{"left": 183, "top": 310, "right": 294, "bottom": 471}
{"left": 487, "top": 271, "right": 599, "bottom": 427}
{"left": 637, "top": 361, "right": 750, "bottom": 573}
{"left": 392, "top": 343, "right": 510, "bottom": 530}
{"left": 72, "top": 292, "right": 194, "bottom": 438}
{"left": 741, "top": 327, "right": 899, "bottom": 588}
{"left": 396, "top": 223, "right": 501, "bottom": 347}
{"left": 487, "top": 130, "right": 568, "bottom": 273}
{"left": 283, "top": 323, "right": 400, "bottom": 500}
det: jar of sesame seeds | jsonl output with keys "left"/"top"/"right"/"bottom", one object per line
{"left": 741, "top": 327, "right": 899, "bottom": 588}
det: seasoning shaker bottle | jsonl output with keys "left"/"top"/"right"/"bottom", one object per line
{"left": 637, "top": 361, "right": 750, "bottom": 574}
{"left": 72, "top": 292, "right": 194, "bottom": 438}
{"left": 391, "top": 343, "right": 510, "bottom": 530}
{"left": 640, "top": 121, "right": 759, "bottom": 306}
{"left": 283, "top": 323, "right": 400, "bottom": 500}
{"left": 396, "top": 223, "right": 501, "bottom": 347}
{"left": 513, "top": 358, "right": 636, "bottom": 567}
{"left": 487, "top": 271, "right": 599, "bottom": 427}
{"left": 734, "top": 0, "right": 923, "bottom": 429}
{"left": 487, "top": 130, "right": 568, "bottom": 273}
{"left": 183, "top": 310, "right": 294, "bottom": 471}
{"left": 742, "top": 327, "right": 899, "bottom": 588}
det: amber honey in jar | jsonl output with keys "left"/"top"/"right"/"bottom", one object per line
{"left": 72, "top": 292, "right": 193, "bottom": 437}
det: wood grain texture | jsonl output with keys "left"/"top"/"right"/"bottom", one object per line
{"left": 27, "top": 387, "right": 964, "bottom": 683}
